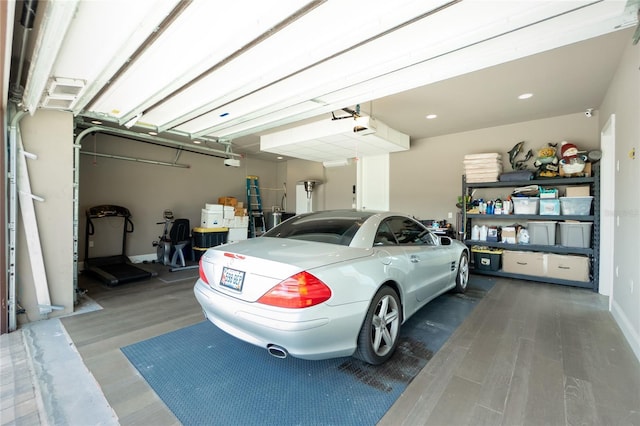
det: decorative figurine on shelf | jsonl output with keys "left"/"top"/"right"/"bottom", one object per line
{"left": 559, "top": 141, "right": 588, "bottom": 176}
{"left": 499, "top": 141, "right": 535, "bottom": 181}
{"left": 533, "top": 143, "right": 559, "bottom": 178}
{"left": 507, "top": 140, "right": 534, "bottom": 170}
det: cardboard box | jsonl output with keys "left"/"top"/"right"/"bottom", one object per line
{"left": 559, "top": 161, "right": 591, "bottom": 177}
{"left": 501, "top": 227, "right": 516, "bottom": 244}
{"left": 546, "top": 254, "right": 589, "bottom": 281}
{"left": 502, "top": 250, "right": 546, "bottom": 276}
{"left": 565, "top": 186, "right": 591, "bottom": 197}
{"left": 539, "top": 188, "right": 559, "bottom": 199}
{"left": 223, "top": 205, "right": 235, "bottom": 219}
{"left": 201, "top": 209, "right": 223, "bottom": 227}
{"left": 217, "top": 196, "right": 238, "bottom": 207}
{"left": 487, "top": 226, "right": 499, "bottom": 242}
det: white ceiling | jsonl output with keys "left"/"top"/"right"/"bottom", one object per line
{"left": 6, "top": 0, "right": 639, "bottom": 162}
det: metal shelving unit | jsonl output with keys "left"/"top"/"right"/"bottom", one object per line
{"left": 462, "top": 169, "right": 600, "bottom": 291}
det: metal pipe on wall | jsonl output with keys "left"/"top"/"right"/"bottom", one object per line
{"left": 78, "top": 151, "right": 191, "bottom": 168}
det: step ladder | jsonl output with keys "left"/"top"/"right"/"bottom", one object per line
{"left": 246, "top": 176, "right": 265, "bottom": 238}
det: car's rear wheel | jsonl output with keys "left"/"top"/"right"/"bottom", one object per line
{"left": 354, "top": 286, "right": 401, "bottom": 365}
{"left": 454, "top": 252, "right": 469, "bottom": 293}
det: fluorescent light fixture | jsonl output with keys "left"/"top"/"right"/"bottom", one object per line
{"left": 41, "top": 77, "right": 86, "bottom": 110}
{"left": 22, "top": 0, "right": 79, "bottom": 114}
{"left": 323, "top": 158, "right": 353, "bottom": 168}
{"left": 425, "top": 114, "right": 438, "bottom": 119}
{"left": 518, "top": 93, "right": 533, "bottom": 100}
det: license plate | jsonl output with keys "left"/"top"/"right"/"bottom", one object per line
{"left": 220, "top": 267, "right": 245, "bottom": 291}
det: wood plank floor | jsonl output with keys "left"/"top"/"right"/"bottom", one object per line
{"left": 61, "top": 267, "right": 640, "bottom": 426}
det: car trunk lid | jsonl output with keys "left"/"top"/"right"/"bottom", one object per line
{"left": 200, "top": 238, "right": 370, "bottom": 302}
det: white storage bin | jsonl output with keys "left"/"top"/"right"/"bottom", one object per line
{"left": 559, "top": 196, "right": 593, "bottom": 215}
{"left": 513, "top": 197, "right": 539, "bottom": 215}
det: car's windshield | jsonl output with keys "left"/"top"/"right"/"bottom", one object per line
{"left": 263, "top": 211, "right": 372, "bottom": 246}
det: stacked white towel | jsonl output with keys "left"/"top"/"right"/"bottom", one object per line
{"left": 463, "top": 153, "right": 503, "bottom": 183}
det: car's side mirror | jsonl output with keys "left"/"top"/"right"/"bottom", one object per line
{"left": 439, "top": 236, "right": 452, "bottom": 246}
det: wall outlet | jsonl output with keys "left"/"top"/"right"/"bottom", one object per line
{"left": 89, "top": 240, "right": 94, "bottom": 248}
{"left": 448, "top": 212, "right": 453, "bottom": 219}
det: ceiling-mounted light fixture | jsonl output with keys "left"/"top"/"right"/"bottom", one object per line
{"left": 323, "top": 158, "right": 352, "bottom": 168}
{"left": 21, "top": 0, "right": 79, "bottom": 114}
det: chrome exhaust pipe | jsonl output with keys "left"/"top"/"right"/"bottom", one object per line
{"left": 267, "top": 344, "right": 288, "bottom": 359}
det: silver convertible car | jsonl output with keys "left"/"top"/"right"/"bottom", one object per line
{"left": 194, "top": 210, "right": 469, "bottom": 365}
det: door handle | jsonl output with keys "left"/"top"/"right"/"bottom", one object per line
{"left": 410, "top": 255, "right": 420, "bottom": 263}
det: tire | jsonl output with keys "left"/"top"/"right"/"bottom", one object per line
{"left": 454, "top": 252, "right": 469, "bottom": 293}
{"left": 353, "top": 286, "right": 402, "bottom": 365}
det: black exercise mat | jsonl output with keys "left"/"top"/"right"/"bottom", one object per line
{"left": 122, "top": 277, "right": 495, "bottom": 425}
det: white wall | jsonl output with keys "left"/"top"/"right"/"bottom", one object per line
{"left": 599, "top": 40, "right": 640, "bottom": 361}
{"left": 390, "top": 112, "right": 600, "bottom": 222}
{"left": 79, "top": 132, "right": 280, "bottom": 259}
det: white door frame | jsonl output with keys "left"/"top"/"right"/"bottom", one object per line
{"left": 600, "top": 114, "right": 615, "bottom": 302}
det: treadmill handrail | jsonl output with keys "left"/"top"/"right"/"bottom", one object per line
{"left": 87, "top": 204, "right": 131, "bottom": 218}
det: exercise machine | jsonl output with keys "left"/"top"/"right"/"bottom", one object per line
{"left": 84, "top": 205, "right": 155, "bottom": 286}
{"left": 153, "top": 210, "right": 197, "bottom": 272}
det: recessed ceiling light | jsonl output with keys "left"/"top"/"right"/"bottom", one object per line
{"left": 518, "top": 93, "right": 533, "bottom": 100}
{"left": 277, "top": 156, "right": 283, "bottom": 160}
{"left": 193, "top": 140, "right": 202, "bottom": 144}
{"left": 148, "top": 131, "right": 158, "bottom": 136}
{"left": 425, "top": 114, "right": 437, "bottom": 119}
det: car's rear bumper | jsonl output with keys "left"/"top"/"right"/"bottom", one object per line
{"left": 194, "top": 279, "right": 368, "bottom": 360}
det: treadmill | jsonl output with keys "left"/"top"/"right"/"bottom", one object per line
{"left": 84, "top": 205, "right": 155, "bottom": 286}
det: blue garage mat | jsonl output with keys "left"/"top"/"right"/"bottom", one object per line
{"left": 121, "top": 277, "right": 494, "bottom": 426}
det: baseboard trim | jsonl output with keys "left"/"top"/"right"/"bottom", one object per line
{"left": 611, "top": 299, "right": 640, "bottom": 363}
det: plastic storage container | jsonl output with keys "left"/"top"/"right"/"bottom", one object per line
{"left": 193, "top": 227, "right": 229, "bottom": 248}
{"left": 513, "top": 197, "right": 540, "bottom": 214}
{"left": 471, "top": 247, "right": 502, "bottom": 271}
{"left": 558, "top": 222, "right": 593, "bottom": 248}
{"left": 527, "top": 221, "right": 557, "bottom": 245}
{"left": 539, "top": 199, "right": 560, "bottom": 215}
{"left": 559, "top": 196, "right": 593, "bottom": 215}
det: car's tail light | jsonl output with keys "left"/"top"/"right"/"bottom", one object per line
{"left": 198, "top": 258, "right": 209, "bottom": 285}
{"left": 257, "top": 271, "right": 331, "bottom": 308}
